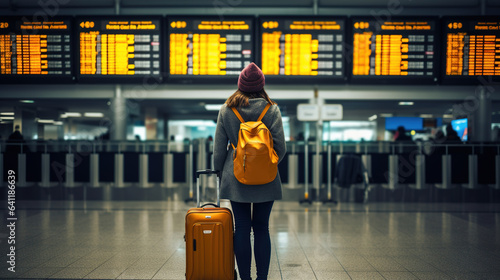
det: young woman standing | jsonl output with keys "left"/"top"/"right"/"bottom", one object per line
{"left": 213, "top": 63, "right": 286, "bottom": 280}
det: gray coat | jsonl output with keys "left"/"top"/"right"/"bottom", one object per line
{"left": 213, "top": 98, "right": 286, "bottom": 203}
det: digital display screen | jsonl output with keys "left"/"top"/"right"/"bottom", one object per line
{"left": 0, "top": 17, "right": 73, "bottom": 83}
{"left": 385, "top": 117, "right": 423, "bottom": 131}
{"left": 351, "top": 17, "right": 438, "bottom": 83}
{"left": 168, "top": 16, "right": 253, "bottom": 81}
{"left": 451, "top": 118, "right": 468, "bottom": 141}
{"left": 77, "top": 16, "right": 162, "bottom": 82}
{"left": 259, "top": 16, "right": 345, "bottom": 83}
{"left": 443, "top": 17, "right": 500, "bottom": 83}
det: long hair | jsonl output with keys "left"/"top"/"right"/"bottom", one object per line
{"left": 225, "top": 89, "right": 276, "bottom": 108}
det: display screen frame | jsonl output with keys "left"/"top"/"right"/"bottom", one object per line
{"left": 75, "top": 15, "right": 164, "bottom": 84}
{"left": 257, "top": 15, "right": 348, "bottom": 85}
{"left": 348, "top": 16, "right": 440, "bottom": 85}
{"left": 166, "top": 15, "right": 256, "bottom": 84}
{"left": 440, "top": 16, "right": 500, "bottom": 85}
{"left": 0, "top": 16, "right": 75, "bottom": 84}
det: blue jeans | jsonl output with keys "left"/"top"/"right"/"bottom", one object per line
{"left": 231, "top": 200, "right": 274, "bottom": 280}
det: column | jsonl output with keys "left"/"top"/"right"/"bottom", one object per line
{"left": 110, "top": 85, "right": 127, "bottom": 140}
{"left": 473, "top": 88, "right": 492, "bottom": 142}
{"left": 468, "top": 87, "right": 492, "bottom": 142}
{"left": 145, "top": 107, "right": 158, "bottom": 140}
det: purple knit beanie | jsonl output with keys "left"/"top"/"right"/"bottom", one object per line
{"left": 238, "top": 63, "right": 265, "bottom": 93}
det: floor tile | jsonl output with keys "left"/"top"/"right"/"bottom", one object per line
{"left": 379, "top": 271, "right": 419, "bottom": 280}
{"left": 348, "top": 271, "right": 385, "bottom": 280}
{"left": 50, "top": 267, "right": 96, "bottom": 279}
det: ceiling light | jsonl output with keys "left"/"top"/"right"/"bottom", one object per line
{"left": 399, "top": 102, "right": 414, "bottom": 106}
{"left": 1, "top": 116, "right": 14, "bottom": 120}
{"left": 380, "top": 113, "right": 393, "bottom": 117}
{"left": 205, "top": 104, "right": 224, "bottom": 111}
{"left": 84, "top": 112, "right": 104, "bottom": 118}
{"left": 368, "top": 114, "right": 378, "bottom": 121}
{"left": 420, "top": 114, "right": 433, "bottom": 118}
{"left": 443, "top": 114, "right": 454, "bottom": 118}
{"left": 20, "top": 100, "right": 34, "bottom": 104}
{"left": 37, "top": 119, "right": 54, "bottom": 124}
{"left": 64, "top": 112, "right": 82, "bottom": 117}
{"left": 0, "top": 112, "right": 14, "bottom": 115}
{"left": 53, "top": 121, "right": 63, "bottom": 125}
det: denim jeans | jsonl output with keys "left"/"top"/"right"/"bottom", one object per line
{"left": 231, "top": 200, "right": 274, "bottom": 280}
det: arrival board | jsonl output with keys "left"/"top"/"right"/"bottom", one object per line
{"left": 351, "top": 17, "right": 438, "bottom": 83}
{"left": 77, "top": 16, "right": 162, "bottom": 82}
{"left": 168, "top": 16, "right": 253, "bottom": 81}
{"left": 259, "top": 16, "right": 345, "bottom": 83}
{"left": 0, "top": 17, "right": 73, "bottom": 83}
{"left": 443, "top": 17, "right": 500, "bottom": 83}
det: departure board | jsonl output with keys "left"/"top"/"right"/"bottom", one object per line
{"left": 351, "top": 17, "right": 438, "bottom": 84}
{"left": 168, "top": 16, "right": 253, "bottom": 82}
{"left": 0, "top": 17, "right": 73, "bottom": 83}
{"left": 259, "top": 16, "right": 346, "bottom": 83}
{"left": 77, "top": 16, "right": 162, "bottom": 83}
{"left": 443, "top": 17, "right": 500, "bottom": 84}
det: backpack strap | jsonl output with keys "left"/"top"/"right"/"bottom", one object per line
{"left": 257, "top": 103, "right": 271, "bottom": 122}
{"left": 231, "top": 107, "right": 245, "bottom": 123}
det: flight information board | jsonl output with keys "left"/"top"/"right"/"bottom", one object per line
{"left": 168, "top": 16, "right": 253, "bottom": 82}
{"left": 77, "top": 16, "right": 162, "bottom": 83}
{"left": 0, "top": 17, "right": 73, "bottom": 83}
{"left": 259, "top": 16, "right": 346, "bottom": 83}
{"left": 443, "top": 17, "right": 500, "bottom": 84}
{"left": 351, "top": 17, "right": 438, "bottom": 83}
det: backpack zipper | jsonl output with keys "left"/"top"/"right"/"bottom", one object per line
{"left": 243, "top": 154, "right": 246, "bottom": 171}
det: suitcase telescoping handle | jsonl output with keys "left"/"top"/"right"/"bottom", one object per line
{"left": 196, "top": 169, "right": 221, "bottom": 208}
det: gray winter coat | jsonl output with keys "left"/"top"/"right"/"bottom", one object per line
{"left": 213, "top": 98, "right": 286, "bottom": 203}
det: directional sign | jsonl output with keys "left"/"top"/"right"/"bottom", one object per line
{"left": 297, "top": 104, "right": 320, "bottom": 121}
{"left": 321, "top": 104, "right": 343, "bottom": 120}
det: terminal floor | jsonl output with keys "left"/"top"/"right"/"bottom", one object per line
{"left": 1, "top": 201, "right": 500, "bottom": 280}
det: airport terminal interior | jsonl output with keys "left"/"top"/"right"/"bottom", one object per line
{"left": 1, "top": 0, "right": 500, "bottom": 279}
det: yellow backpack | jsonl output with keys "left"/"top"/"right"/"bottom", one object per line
{"left": 231, "top": 104, "right": 279, "bottom": 185}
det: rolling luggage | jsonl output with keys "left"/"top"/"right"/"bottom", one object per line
{"left": 185, "top": 169, "right": 235, "bottom": 280}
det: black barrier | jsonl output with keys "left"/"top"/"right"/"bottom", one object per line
{"left": 425, "top": 153, "right": 443, "bottom": 184}
{"left": 3, "top": 153, "right": 18, "bottom": 182}
{"left": 370, "top": 153, "right": 389, "bottom": 184}
{"left": 398, "top": 153, "right": 416, "bottom": 184}
{"left": 74, "top": 153, "right": 90, "bottom": 183}
{"left": 49, "top": 152, "right": 66, "bottom": 183}
{"left": 148, "top": 152, "right": 164, "bottom": 183}
{"left": 451, "top": 154, "right": 469, "bottom": 184}
{"left": 321, "top": 152, "right": 329, "bottom": 184}
{"left": 298, "top": 152, "right": 313, "bottom": 184}
{"left": 478, "top": 147, "right": 496, "bottom": 185}
{"left": 26, "top": 152, "right": 42, "bottom": 183}
{"left": 278, "top": 153, "right": 289, "bottom": 184}
{"left": 173, "top": 152, "right": 187, "bottom": 182}
{"left": 123, "top": 152, "right": 139, "bottom": 183}
{"left": 99, "top": 152, "right": 115, "bottom": 182}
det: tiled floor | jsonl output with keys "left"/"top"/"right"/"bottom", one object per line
{"left": 1, "top": 200, "right": 500, "bottom": 279}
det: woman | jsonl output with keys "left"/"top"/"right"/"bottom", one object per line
{"left": 213, "top": 63, "right": 286, "bottom": 280}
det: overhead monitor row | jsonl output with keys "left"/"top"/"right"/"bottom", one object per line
{"left": 0, "top": 16, "right": 499, "bottom": 84}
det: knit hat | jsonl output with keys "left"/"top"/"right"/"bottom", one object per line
{"left": 238, "top": 63, "right": 265, "bottom": 93}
